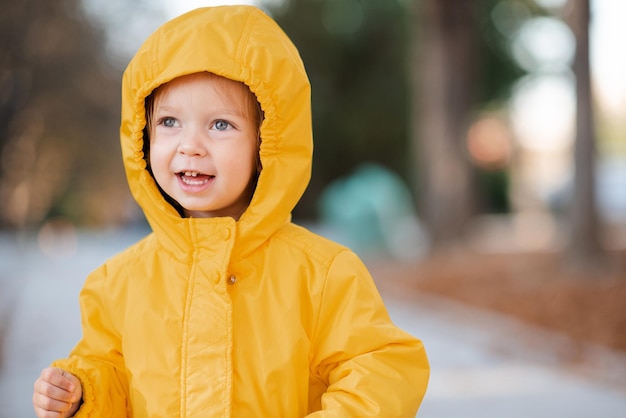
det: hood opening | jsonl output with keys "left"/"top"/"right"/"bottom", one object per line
{"left": 140, "top": 72, "right": 265, "bottom": 219}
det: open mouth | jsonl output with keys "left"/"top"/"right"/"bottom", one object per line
{"left": 178, "top": 171, "right": 213, "bottom": 185}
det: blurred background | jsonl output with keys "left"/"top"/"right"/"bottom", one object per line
{"left": 1, "top": 0, "right": 625, "bottom": 256}
{"left": 1, "top": 0, "right": 626, "bottom": 416}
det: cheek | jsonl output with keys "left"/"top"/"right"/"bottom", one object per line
{"left": 148, "top": 140, "right": 172, "bottom": 173}
{"left": 222, "top": 139, "right": 257, "bottom": 174}
{"left": 223, "top": 153, "right": 254, "bottom": 182}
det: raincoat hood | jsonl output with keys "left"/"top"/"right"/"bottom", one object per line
{"left": 121, "top": 6, "right": 312, "bottom": 258}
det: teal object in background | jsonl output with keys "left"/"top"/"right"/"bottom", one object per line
{"left": 319, "top": 163, "right": 428, "bottom": 259}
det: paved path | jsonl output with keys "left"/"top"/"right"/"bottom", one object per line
{"left": 1, "top": 229, "right": 626, "bottom": 417}
{"left": 370, "top": 264, "right": 626, "bottom": 418}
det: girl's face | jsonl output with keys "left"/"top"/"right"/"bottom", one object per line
{"left": 148, "top": 73, "right": 260, "bottom": 219}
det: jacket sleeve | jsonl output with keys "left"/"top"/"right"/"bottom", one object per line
{"left": 307, "top": 250, "right": 429, "bottom": 417}
{"left": 51, "top": 263, "right": 130, "bottom": 417}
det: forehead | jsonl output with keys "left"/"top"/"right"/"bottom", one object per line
{"left": 154, "top": 73, "right": 250, "bottom": 105}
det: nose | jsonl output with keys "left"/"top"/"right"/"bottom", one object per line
{"left": 177, "top": 128, "right": 207, "bottom": 157}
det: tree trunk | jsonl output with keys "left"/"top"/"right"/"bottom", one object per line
{"left": 409, "top": 0, "right": 479, "bottom": 250}
{"left": 566, "top": 0, "right": 603, "bottom": 269}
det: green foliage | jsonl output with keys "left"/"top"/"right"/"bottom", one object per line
{"left": 478, "top": 0, "right": 529, "bottom": 105}
{"left": 268, "top": 0, "right": 410, "bottom": 219}
{"left": 269, "top": 0, "right": 528, "bottom": 220}
{"left": 476, "top": 168, "right": 511, "bottom": 213}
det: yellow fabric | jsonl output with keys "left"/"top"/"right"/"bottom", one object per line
{"left": 52, "top": 6, "right": 429, "bottom": 417}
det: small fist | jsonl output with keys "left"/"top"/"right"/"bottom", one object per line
{"left": 33, "top": 367, "right": 83, "bottom": 418}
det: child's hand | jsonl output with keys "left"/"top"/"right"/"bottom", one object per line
{"left": 33, "top": 367, "right": 83, "bottom": 418}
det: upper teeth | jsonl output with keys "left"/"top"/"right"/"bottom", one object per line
{"left": 185, "top": 171, "right": 199, "bottom": 177}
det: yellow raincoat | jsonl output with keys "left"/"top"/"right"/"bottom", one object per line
{"left": 53, "top": 6, "right": 429, "bottom": 417}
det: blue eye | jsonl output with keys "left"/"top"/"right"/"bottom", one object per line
{"left": 162, "top": 117, "right": 177, "bottom": 127}
{"left": 156, "top": 117, "right": 178, "bottom": 128}
{"left": 214, "top": 120, "right": 230, "bottom": 131}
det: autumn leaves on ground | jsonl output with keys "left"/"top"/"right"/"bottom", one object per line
{"left": 378, "top": 250, "right": 626, "bottom": 353}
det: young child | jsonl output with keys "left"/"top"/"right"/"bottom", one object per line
{"left": 32, "top": 6, "right": 429, "bottom": 417}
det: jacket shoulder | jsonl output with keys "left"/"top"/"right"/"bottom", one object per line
{"left": 272, "top": 223, "right": 351, "bottom": 266}
{"left": 96, "top": 232, "right": 156, "bottom": 277}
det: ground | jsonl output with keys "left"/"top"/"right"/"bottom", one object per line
{"left": 370, "top": 249, "right": 626, "bottom": 354}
